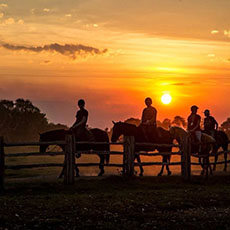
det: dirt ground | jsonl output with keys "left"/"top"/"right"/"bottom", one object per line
{"left": 1, "top": 175, "right": 230, "bottom": 230}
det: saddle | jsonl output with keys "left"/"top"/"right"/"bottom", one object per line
{"left": 71, "top": 127, "right": 94, "bottom": 142}
{"left": 203, "top": 130, "right": 217, "bottom": 139}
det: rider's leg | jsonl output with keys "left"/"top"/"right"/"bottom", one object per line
{"left": 141, "top": 125, "right": 150, "bottom": 142}
{"left": 210, "top": 130, "right": 215, "bottom": 138}
{"left": 195, "top": 130, "right": 202, "bottom": 153}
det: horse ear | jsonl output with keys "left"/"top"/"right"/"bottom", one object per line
{"left": 112, "top": 121, "right": 116, "bottom": 124}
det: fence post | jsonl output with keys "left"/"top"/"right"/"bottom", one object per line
{"left": 123, "top": 136, "right": 135, "bottom": 176}
{"left": 0, "top": 136, "right": 5, "bottom": 193}
{"left": 181, "top": 138, "right": 186, "bottom": 178}
{"left": 64, "top": 134, "right": 75, "bottom": 185}
{"left": 183, "top": 136, "right": 191, "bottom": 181}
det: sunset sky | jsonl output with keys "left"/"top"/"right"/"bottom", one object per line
{"left": 0, "top": 0, "right": 230, "bottom": 128}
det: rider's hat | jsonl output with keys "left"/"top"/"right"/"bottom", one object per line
{"left": 191, "top": 105, "right": 198, "bottom": 110}
{"left": 204, "top": 109, "right": 210, "bottom": 114}
{"left": 145, "top": 97, "right": 152, "bottom": 104}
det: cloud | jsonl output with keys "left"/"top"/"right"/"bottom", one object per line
{"left": 0, "top": 12, "right": 3, "bottom": 18}
{"left": 4, "top": 17, "right": 15, "bottom": 25}
{"left": 224, "top": 30, "right": 230, "bottom": 37}
{"left": 65, "top": 14, "right": 72, "bottom": 17}
{"left": 30, "top": 8, "right": 35, "bottom": 14}
{"left": 17, "top": 19, "right": 24, "bottom": 25}
{"left": 0, "top": 17, "right": 24, "bottom": 25}
{"left": 43, "top": 8, "right": 52, "bottom": 13}
{"left": 1, "top": 42, "right": 108, "bottom": 59}
{"left": 0, "top": 3, "right": 7, "bottom": 9}
{"left": 211, "top": 30, "right": 219, "bottom": 34}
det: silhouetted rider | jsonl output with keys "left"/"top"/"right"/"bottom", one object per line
{"left": 187, "top": 105, "right": 202, "bottom": 152}
{"left": 140, "top": 97, "right": 157, "bottom": 142}
{"left": 71, "top": 99, "right": 92, "bottom": 141}
{"left": 204, "top": 109, "right": 218, "bottom": 138}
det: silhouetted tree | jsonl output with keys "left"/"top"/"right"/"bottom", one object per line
{"left": 161, "top": 118, "right": 171, "bottom": 130}
{"left": 172, "top": 116, "right": 186, "bottom": 128}
{"left": 0, "top": 98, "right": 68, "bottom": 141}
{"left": 220, "top": 118, "right": 230, "bottom": 138}
{"left": 124, "top": 118, "right": 140, "bottom": 126}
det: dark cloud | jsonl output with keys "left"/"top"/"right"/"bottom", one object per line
{"left": 1, "top": 43, "right": 108, "bottom": 59}
{"left": 171, "top": 82, "right": 201, "bottom": 86}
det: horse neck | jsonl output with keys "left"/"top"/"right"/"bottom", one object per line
{"left": 175, "top": 128, "right": 187, "bottom": 145}
{"left": 120, "top": 123, "right": 138, "bottom": 137}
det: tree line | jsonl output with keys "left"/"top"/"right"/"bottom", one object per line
{"left": 0, "top": 98, "right": 68, "bottom": 141}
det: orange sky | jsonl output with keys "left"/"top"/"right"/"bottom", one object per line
{"left": 0, "top": 0, "right": 230, "bottom": 128}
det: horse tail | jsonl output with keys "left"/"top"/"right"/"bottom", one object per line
{"left": 217, "top": 131, "right": 229, "bottom": 151}
{"left": 105, "top": 132, "right": 110, "bottom": 164}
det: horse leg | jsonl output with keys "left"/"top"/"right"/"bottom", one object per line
{"left": 200, "top": 158, "right": 205, "bottom": 175}
{"left": 136, "top": 155, "right": 144, "bottom": 176}
{"left": 205, "top": 157, "right": 209, "bottom": 178}
{"left": 213, "top": 155, "right": 218, "bottom": 171}
{"left": 59, "top": 167, "right": 64, "bottom": 179}
{"left": 75, "top": 158, "right": 80, "bottom": 177}
{"left": 98, "top": 155, "right": 105, "bottom": 176}
{"left": 208, "top": 157, "right": 212, "bottom": 175}
{"left": 224, "top": 147, "right": 228, "bottom": 171}
{"left": 166, "top": 156, "right": 172, "bottom": 176}
{"left": 59, "top": 159, "right": 66, "bottom": 178}
{"left": 158, "top": 164, "right": 164, "bottom": 176}
{"left": 158, "top": 156, "right": 165, "bottom": 176}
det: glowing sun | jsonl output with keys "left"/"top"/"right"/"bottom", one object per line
{"left": 161, "top": 94, "right": 172, "bottom": 104}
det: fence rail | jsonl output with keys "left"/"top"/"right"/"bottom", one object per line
{"left": 4, "top": 141, "right": 66, "bottom": 147}
{"left": 0, "top": 133, "right": 229, "bottom": 192}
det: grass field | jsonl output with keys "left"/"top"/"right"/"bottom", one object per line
{"left": 1, "top": 146, "right": 230, "bottom": 229}
{"left": 1, "top": 175, "right": 230, "bottom": 230}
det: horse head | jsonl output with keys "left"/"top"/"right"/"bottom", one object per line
{"left": 169, "top": 126, "right": 187, "bottom": 145}
{"left": 111, "top": 121, "right": 124, "bottom": 142}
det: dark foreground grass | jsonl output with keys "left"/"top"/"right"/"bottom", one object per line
{"left": 1, "top": 175, "right": 230, "bottom": 230}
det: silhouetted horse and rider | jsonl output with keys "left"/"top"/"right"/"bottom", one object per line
{"left": 203, "top": 109, "right": 228, "bottom": 171}
{"left": 40, "top": 99, "right": 110, "bottom": 177}
{"left": 186, "top": 106, "right": 228, "bottom": 173}
{"left": 112, "top": 97, "right": 173, "bottom": 176}
{"left": 40, "top": 98, "right": 229, "bottom": 178}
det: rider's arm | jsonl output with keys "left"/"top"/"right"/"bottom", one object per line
{"left": 141, "top": 109, "right": 145, "bottom": 124}
{"left": 190, "top": 117, "right": 201, "bottom": 133}
{"left": 72, "top": 116, "right": 87, "bottom": 129}
{"left": 148, "top": 108, "right": 157, "bottom": 124}
{"left": 214, "top": 119, "right": 218, "bottom": 130}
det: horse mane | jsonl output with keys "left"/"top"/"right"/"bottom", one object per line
{"left": 170, "top": 126, "right": 186, "bottom": 132}
{"left": 40, "top": 129, "right": 67, "bottom": 138}
{"left": 117, "top": 122, "right": 137, "bottom": 128}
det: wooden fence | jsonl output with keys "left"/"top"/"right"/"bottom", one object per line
{"left": 0, "top": 134, "right": 229, "bottom": 192}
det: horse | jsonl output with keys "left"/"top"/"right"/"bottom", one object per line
{"left": 203, "top": 130, "right": 229, "bottom": 171}
{"left": 169, "top": 126, "right": 216, "bottom": 176}
{"left": 39, "top": 128, "right": 110, "bottom": 177}
{"left": 111, "top": 121, "right": 173, "bottom": 176}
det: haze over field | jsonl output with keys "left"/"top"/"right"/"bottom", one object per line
{"left": 1, "top": 0, "right": 230, "bottom": 128}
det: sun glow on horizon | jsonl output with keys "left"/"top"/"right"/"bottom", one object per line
{"left": 161, "top": 93, "right": 172, "bottom": 105}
